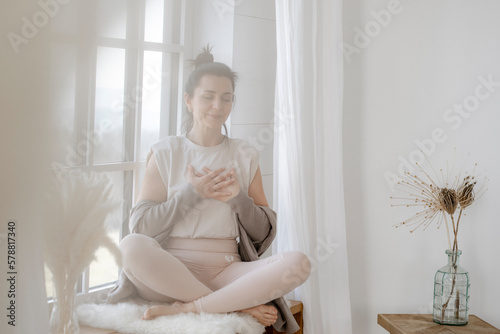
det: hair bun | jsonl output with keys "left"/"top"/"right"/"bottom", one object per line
{"left": 192, "top": 44, "right": 214, "bottom": 68}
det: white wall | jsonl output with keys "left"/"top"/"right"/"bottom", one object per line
{"left": 189, "top": 0, "right": 276, "bottom": 206}
{"left": 189, "top": 0, "right": 235, "bottom": 66}
{"left": 231, "top": 1, "right": 276, "bottom": 207}
{"left": 343, "top": 0, "right": 500, "bottom": 333}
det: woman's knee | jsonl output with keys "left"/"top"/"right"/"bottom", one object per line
{"left": 284, "top": 251, "right": 311, "bottom": 283}
{"left": 119, "top": 233, "right": 159, "bottom": 265}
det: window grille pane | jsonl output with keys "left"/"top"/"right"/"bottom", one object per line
{"left": 138, "top": 166, "right": 147, "bottom": 193}
{"left": 44, "top": 265, "right": 55, "bottom": 299}
{"left": 144, "top": 0, "right": 164, "bottom": 43}
{"left": 88, "top": 171, "right": 126, "bottom": 288}
{"left": 97, "top": 0, "right": 127, "bottom": 39}
{"left": 140, "top": 51, "right": 165, "bottom": 159}
{"left": 93, "top": 47, "right": 126, "bottom": 164}
{"left": 164, "top": 0, "right": 182, "bottom": 44}
{"left": 88, "top": 229, "right": 120, "bottom": 288}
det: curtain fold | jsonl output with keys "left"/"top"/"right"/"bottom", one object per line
{"left": 273, "top": 1, "right": 352, "bottom": 333}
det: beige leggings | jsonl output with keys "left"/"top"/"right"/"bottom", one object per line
{"left": 120, "top": 234, "right": 311, "bottom": 313}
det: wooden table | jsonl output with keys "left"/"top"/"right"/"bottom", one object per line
{"left": 378, "top": 314, "right": 500, "bottom": 333}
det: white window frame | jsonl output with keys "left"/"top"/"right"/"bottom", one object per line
{"left": 47, "top": 0, "right": 192, "bottom": 304}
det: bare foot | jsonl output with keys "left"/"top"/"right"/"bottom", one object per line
{"left": 239, "top": 304, "right": 278, "bottom": 327}
{"left": 142, "top": 301, "right": 197, "bottom": 320}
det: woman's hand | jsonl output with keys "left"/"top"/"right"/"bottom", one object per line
{"left": 202, "top": 167, "right": 240, "bottom": 202}
{"left": 187, "top": 166, "right": 239, "bottom": 201}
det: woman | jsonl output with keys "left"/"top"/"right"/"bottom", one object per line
{"left": 107, "top": 47, "right": 311, "bottom": 331}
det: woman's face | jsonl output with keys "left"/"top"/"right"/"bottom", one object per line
{"left": 185, "top": 74, "right": 234, "bottom": 131}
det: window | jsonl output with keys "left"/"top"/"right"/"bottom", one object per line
{"left": 45, "top": 0, "right": 187, "bottom": 299}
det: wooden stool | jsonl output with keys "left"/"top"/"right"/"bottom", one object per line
{"left": 266, "top": 300, "right": 303, "bottom": 334}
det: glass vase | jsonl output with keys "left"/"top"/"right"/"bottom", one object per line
{"left": 433, "top": 249, "right": 470, "bottom": 325}
{"left": 49, "top": 283, "right": 80, "bottom": 334}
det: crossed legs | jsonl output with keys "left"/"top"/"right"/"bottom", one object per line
{"left": 119, "top": 234, "right": 311, "bottom": 325}
{"left": 120, "top": 234, "right": 213, "bottom": 303}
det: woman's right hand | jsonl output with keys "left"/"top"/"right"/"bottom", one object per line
{"left": 187, "top": 165, "right": 236, "bottom": 200}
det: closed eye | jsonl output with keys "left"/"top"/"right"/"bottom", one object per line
{"left": 222, "top": 93, "right": 234, "bottom": 102}
{"left": 200, "top": 92, "right": 233, "bottom": 102}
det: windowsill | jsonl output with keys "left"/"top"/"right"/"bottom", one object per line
{"left": 77, "top": 283, "right": 116, "bottom": 305}
{"left": 47, "top": 283, "right": 116, "bottom": 314}
{"left": 80, "top": 326, "right": 122, "bottom": 334}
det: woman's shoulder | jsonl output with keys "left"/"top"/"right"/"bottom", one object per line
{"left": 151, "top": 135, "right": 185, "bottom": 152}
{"left": 227, "top": 137, "right": 260, "bottom": 159}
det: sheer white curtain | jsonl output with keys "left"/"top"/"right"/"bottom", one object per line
{"left": 1, "top": 1, "right": 52, "bottom": 333}
{"left": 273, "top": 1, "right": 352, "bottom": 333}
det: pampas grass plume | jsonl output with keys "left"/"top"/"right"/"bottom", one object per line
{"left": 43, "top": 169, "right": 122, "bottom": 332}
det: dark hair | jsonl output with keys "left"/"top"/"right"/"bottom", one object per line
{"left": 184, "top": 45, "right": 237, "bottom": 134}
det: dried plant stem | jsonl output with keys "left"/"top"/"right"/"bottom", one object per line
{"left": 453, "top": 208, "right": 463, "bottom": 253}
{"left": 450, "top": 215, "right": 457, "bottom": 251}
{"left": 442, "top": 213, "right": 452, "bottom": 251}
{"left": 441, "top": 256, "right": 458, "bottom": 322}
{"left": 441, "top": 209, "right": 463, "bottom": 322}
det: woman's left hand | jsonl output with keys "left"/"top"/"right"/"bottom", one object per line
{"left": 201, "top": 167, "right": 240, "bottom": 202}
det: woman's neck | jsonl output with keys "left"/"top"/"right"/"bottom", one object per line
{"left": 187, "top": 127, "right": 225, "bottom": 147}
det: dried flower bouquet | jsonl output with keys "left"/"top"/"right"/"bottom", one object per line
{"left": 391, "top": 153, "right": 487, "bottom": 323}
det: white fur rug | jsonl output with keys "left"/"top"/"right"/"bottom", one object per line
{"left": 76, "top": 301, "right": 265, "bottom": 334}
